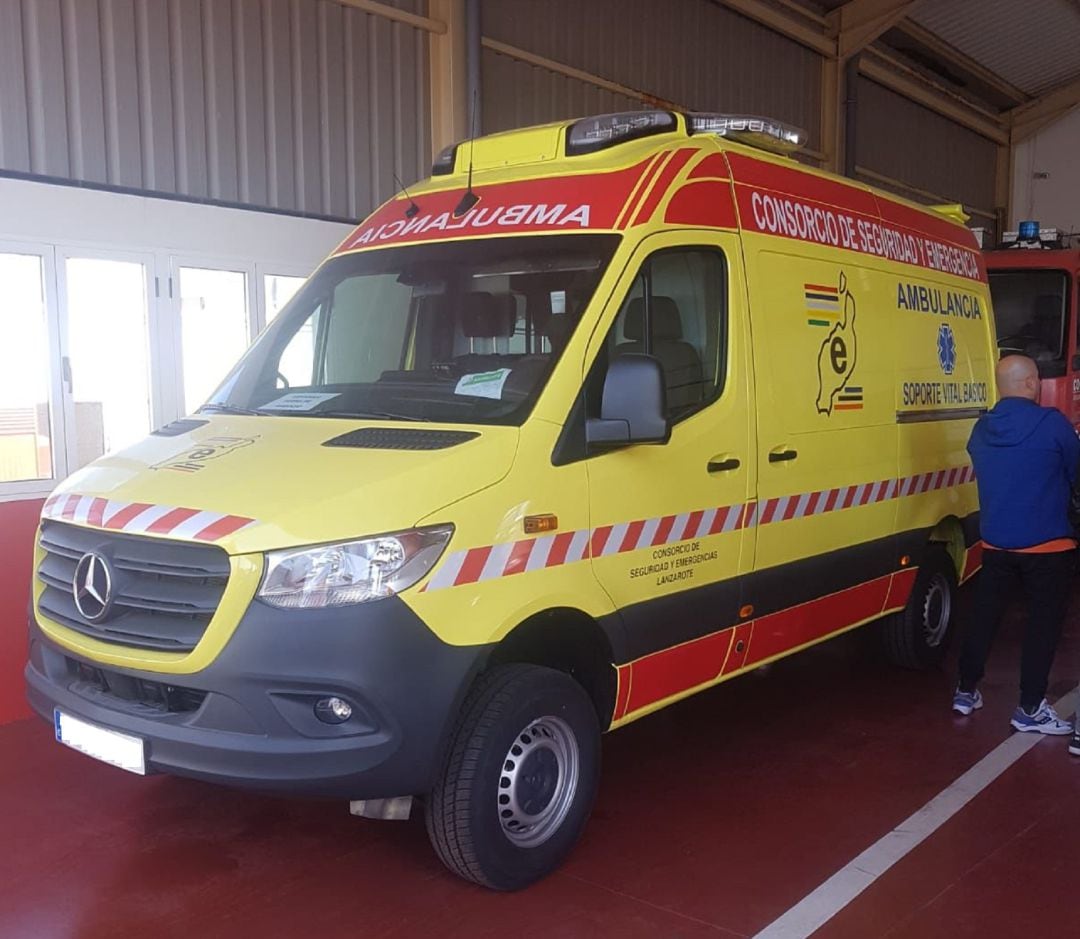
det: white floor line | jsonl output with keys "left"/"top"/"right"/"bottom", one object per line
{"left": 753, "top": 686, "right": 1080, "bottom": 939}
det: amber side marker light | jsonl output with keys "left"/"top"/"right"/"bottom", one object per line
{"left": 524, "top": 515, "right": 559, "bottom": 534}
{"left": 900, "top": 555, "right": 911, "bottom": 567}
{"left": 739, "top": 604, "right": 754, "bottom": 619}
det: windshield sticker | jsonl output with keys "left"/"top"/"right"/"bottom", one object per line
{"left": 262, "top": 392, "right": 341, "bottom": 412}
{"left": 153, "top": 436, "right": 258, "bottom": 473}
{"left": 455, "top": 369, "right": 512, "bottom": 400}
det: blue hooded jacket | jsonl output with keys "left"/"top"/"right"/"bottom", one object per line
{"left": 967, "top": 396, "right": 1080, "bottom": 549}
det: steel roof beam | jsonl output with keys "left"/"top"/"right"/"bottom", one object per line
{"left": 859, "top": 55, "right": 1009, "bottom": 144}
{"left": 894, "top": 20, "right": 1029, "bottom": 107}
{"left": 1009, "top": 74, "right": 1080, "bottom": 142}
{"left": 827, "top": 0, "right": 923, "bottom": 61}
{"left": 715, "top": 0, "right": 835, "bottom": 55}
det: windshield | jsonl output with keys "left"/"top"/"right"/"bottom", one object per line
{"left": 205, "top": 235, "right": 620, "bottom": 425}
{"left": 988, "top": 269, "right": 1070, "bottom": 376}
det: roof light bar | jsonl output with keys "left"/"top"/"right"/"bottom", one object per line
{"left": 1001, "top": 222, "right": 1063, "bottom": 250}
{"left": 688, "top": 113, "right": 806, "bottom": 154}
{"left": 565, "top": 110, "right": 677, "bottom": 156}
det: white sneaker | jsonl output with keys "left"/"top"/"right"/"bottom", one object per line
{"left": 952, "top": 688, "right": 983, "bottom": 716}
{"left": 1010, "top": 699, "right": 1073, "bottom": 735}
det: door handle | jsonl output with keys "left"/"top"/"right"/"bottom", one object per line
{"left": 768, "top": 448, "right": 798, "bottom": 463}
{"left": 707, "top": 457, "right": 740, "bottom": 473}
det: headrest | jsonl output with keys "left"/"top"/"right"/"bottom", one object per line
{"left": 460, "top": 293, "right": 516, "bottom": 338}
{"left": 624, "top": 296, "right": 682, "bottom": 341}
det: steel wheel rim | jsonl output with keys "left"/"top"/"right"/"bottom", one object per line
{"left": 923, "top": 574, "right": 952, "bottom": 647}
{"left": 497, "top": 715, "right": 580, "bottom": 848}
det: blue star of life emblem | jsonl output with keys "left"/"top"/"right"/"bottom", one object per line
{"left": 937, "top": 323, "right": 956, "bottom": 375}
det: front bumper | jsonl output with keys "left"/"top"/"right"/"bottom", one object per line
{"left": 26, "top": 596, "right": 490, "bottom": 799}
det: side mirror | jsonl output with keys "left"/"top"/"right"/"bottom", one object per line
{"left": 586, "top": 353, "right": 670, "bottom": 450}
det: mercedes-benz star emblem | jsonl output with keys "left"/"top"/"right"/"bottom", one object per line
{"left": 73, "top": 552, "right": 114, "bottom": 623}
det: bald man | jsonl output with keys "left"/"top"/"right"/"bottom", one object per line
{"left": 954, "top": 355, "right": 1080, "bottom": 737}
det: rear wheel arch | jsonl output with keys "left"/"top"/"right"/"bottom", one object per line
{"left": 927, "top": 515, "right": 966, "bottom": 579}
{"left": 488, "top": 608, "right": 618, "bottom": 730}
{"left": 883, "top": 542, "right": 957, "bottom": 669}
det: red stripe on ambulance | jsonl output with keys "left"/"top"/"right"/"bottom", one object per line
{"left": 725, "top": 150, "right": 982, "bottom": 282}
{"left": 630, "top": 148, "right": 696, "bottom": 227}
{"left": 422, "top": 463, "right": 976, "bottom": 591}
{"left": 619, "top": 573, "right": 895, "bottom": 719}
{"left": 40, "top": 495, "right": 255, "bottom": 543}
{"left": 336, "top": 158, "right": 656, "bottom": 253}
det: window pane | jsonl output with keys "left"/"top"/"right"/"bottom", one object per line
{"left": 606, "top": 249, "right": 727, "bottom": 421}
{"left": 0, "top": 253, "right": 53, "bottom": 483}
{"left": 180, "top": 267, "right": 249, "bottom": 414}
{"left": 323, "top": 275, "right": 414, "bottom": 384}
{"left": 988, "top": 270, "right": 1069, "bottom": 374}
{"left": 278, "top": 305, "right": 321, "bottom": 388}
{"left": 65, "top": 257, "right": 152, "bottom": 469}
{"left": 264, "top": 274, "right": 306, "bottom": 323}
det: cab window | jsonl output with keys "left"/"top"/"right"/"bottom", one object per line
{"left": 988, "top": 269, "right": 1070, "bottom": 377}
{"left": 600, "top": 247, "right": 728, "bottom": 422}
{"left": 207, "top": 235, "right": 619, "bottom": 425}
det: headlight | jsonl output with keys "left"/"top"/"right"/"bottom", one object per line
{"left": 258, "top": 526, "right": 453, "bottom": 609}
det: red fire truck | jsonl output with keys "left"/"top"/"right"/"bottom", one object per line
{"left": 984, "top": 223, "right": 1079, "bottom": 427}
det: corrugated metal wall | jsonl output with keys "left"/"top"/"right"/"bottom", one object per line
{"left": 0, "top": 0, "right": 431, "bottom": 221}
{"left": 855, "top": 77, "right": 997, "bottom": 216}
{"left": 481, "top": 0, "right": 823, "bottom": 153}
{"left": 482, "top": 48, "right": 645, "bottom": 132}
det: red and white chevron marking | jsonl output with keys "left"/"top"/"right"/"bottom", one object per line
{"left": 424, "top": 465, "right": 976, "bottom": 592}
{"left": 40, "top": 493, "right": 256, "bottom": 542}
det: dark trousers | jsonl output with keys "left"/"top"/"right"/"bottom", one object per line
{"left": 958, "top": 548, "right": 1074, "bottom": 712}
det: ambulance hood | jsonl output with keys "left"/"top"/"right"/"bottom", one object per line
{"left": 50, "top": 415, "right": 519, "bottom": 554}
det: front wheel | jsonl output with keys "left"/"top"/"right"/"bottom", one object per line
{"left": 425, "top": 663, "right": 600, "bottom": 890}
{"left": 882, "top": 544, "right": 958, "bottom": 669}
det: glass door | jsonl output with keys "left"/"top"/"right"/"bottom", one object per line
{"left": 172, "top": 261, "right": 255, "bottom": 416}
{"left": 0, "top": 244, "right": 63, "bottom": 495}
{"left": 261, "top": 271, "right": 308, "bottom": 327}
{"left": 57, "top": 250, "right": 157, "bottom": 473}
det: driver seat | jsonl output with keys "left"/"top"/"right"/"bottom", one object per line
{"left": 616, "top": 296, "right": 704, "bottom": 411}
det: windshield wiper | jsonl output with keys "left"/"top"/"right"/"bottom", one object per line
{"left": 198, "top": 404, "right": 266, "bottom": 416}
{"left": 299, "top": 409, "right": 433, "bottom": 422}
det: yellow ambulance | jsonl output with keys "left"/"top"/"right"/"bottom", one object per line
{"left": 26, "top": 110, "right": 994, "bottom": 890}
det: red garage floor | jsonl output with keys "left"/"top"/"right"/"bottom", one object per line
{"left": 3, "top": 583, "right": 1079, "bottom": 939}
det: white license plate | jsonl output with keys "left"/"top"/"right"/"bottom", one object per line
{"left": 54, "top": 709, "right": 146, "bottom": 775}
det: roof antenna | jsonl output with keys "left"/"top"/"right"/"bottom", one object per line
{"left": 393, "top": 172, "right": 420, "bottom": 219}
{"left": 454, "top": 90, "right": 480, "bottom": 218}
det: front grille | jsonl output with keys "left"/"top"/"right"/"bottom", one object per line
{"left": 37, "top": 520, "right": 231, "bottom": 652}
{"left": 67, "top": 658, "right": 208, "bottom": 714}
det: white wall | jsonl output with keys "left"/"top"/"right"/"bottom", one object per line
{"left": 1011, "top": 108, "right": 1080, "bottom": 233}
{"left": 0, "top": 177, "right": 357, "bottom": 501}
{"left": 0, "top": 177, "right": 354, "bottom": 268}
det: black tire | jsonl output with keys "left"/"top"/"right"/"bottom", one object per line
{"left": 882, "top": 544, "right": 958, "bottom": 669}
{"left": 425, "top": 663, "right": 600, "bottom": 891}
